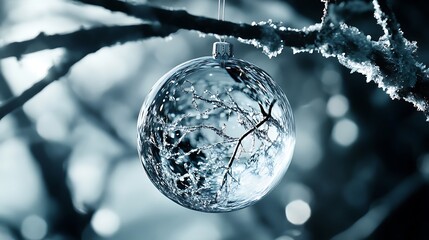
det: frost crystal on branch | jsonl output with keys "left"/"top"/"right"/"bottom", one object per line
{"left": 301, "top": 0, "right": 429, "bottom": 116}
{"left": 238, "top": 20, "right": 285, "bottom": 58}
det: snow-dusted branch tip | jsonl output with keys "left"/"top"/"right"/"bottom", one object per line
{"left": 313, "top": 0, "right": 429, "bottom": 118}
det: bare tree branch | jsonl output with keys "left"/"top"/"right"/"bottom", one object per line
{"left": 0, "top": 50, "right": 89, "bottom": 120}
{"left": 0, "top": 24, "right": 178, "bottom": 60}
{"left": 0, "top": 24, "right": 177, "bottom": 119}
{"left": 371, "top": 0, "right": 429, "bottom": 114}
{"left": 72, "top": 0, "right": 318, "bottom": 50}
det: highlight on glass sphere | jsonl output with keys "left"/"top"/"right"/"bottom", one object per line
{"left": 137, "top": 42, "right": 295, "bottom": 212}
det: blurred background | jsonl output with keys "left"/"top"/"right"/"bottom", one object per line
{"left": 1, "top": 0, "right": 429, "bottom": 239}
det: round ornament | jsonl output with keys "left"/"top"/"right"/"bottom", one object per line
{"left": 137, "top": 42, "right": 295, "bottom": 212}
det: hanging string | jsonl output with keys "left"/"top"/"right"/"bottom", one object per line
{"left": 217, "top": 0, "right": 226, "bottom": 41}
{"left": 222, "top": 0, "right": 226, "bottom": 21}
{"left": 217, "top": 0, "right": 226, "bottom": 21}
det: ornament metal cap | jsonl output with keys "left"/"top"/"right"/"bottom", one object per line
{"left": 212, "top": 41, "right": 233, "bottom": 60}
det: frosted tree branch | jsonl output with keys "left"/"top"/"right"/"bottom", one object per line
{"left": 316, "top": 0, "right": 429, "bottom": 116}
{"left": 72, "top": 0, "right": 429, "bottom": 118}
{"left": 0, "top": 0, "right": 428, "bottom": 119}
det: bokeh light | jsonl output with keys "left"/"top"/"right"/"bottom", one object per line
{"left": 321, "top": 68, "right": 342, "bottom": 94}
{"left": 67, "top": 154, "right": 106, "bottom": 212}
{"left": 275, "top": 236, "right": 295, "bottom": 240}
{"left": 20, "top": 215, "right": 48, "bottom": 240}
{"left": 326, "top": 94, "right": 349, "bottom": 118}
{"left": 285, "top": 199, "right": 311, "bottom": 225}
{"left": 331, "top": 118, "right": 359, "bottom": 147}
{"left": 91, "top": 208, "right": 121, "bottom": 237}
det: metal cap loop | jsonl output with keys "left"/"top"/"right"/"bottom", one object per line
{"left": 212, "top": 42, "right": 233, "bottom": 60}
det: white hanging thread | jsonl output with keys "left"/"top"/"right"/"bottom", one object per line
{"left": 217, "top": 0, "right": 226, "bottom": 21}
{"left": 217, "top": 0, "right": 226, "bottom": 42}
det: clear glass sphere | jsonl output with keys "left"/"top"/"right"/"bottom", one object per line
{"left": 137, "top": 56, "right": 295, "bottom": 212}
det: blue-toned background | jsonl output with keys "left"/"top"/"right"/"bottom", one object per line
{"left": 0, "top": 0, "right": 428, "bottom": 239}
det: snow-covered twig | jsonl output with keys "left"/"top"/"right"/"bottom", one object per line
{"left": 373, "top": 0, "right": 429, "bottom": 108}
{"left": 315, "top": 0, "right": 429, "bottom": 117}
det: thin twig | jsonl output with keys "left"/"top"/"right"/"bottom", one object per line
{"left": 220, "top": 100, "right": 277, "bottom": 189}
{"left": 373, "top": 0, "right": 401, "bottom": 40}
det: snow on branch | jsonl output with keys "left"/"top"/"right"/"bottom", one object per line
{"left": 72, "top": 0, "right": 429, "bottom": 118}
{"left": 0, "top": 0, "right": 428, "bottom": 120}
{"left": 309, "top": 0, "right": 429, "bottom": 116}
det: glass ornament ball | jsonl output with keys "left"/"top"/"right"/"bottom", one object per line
{"left": 137, "top": 44, "right": 295, "bottom": 212}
